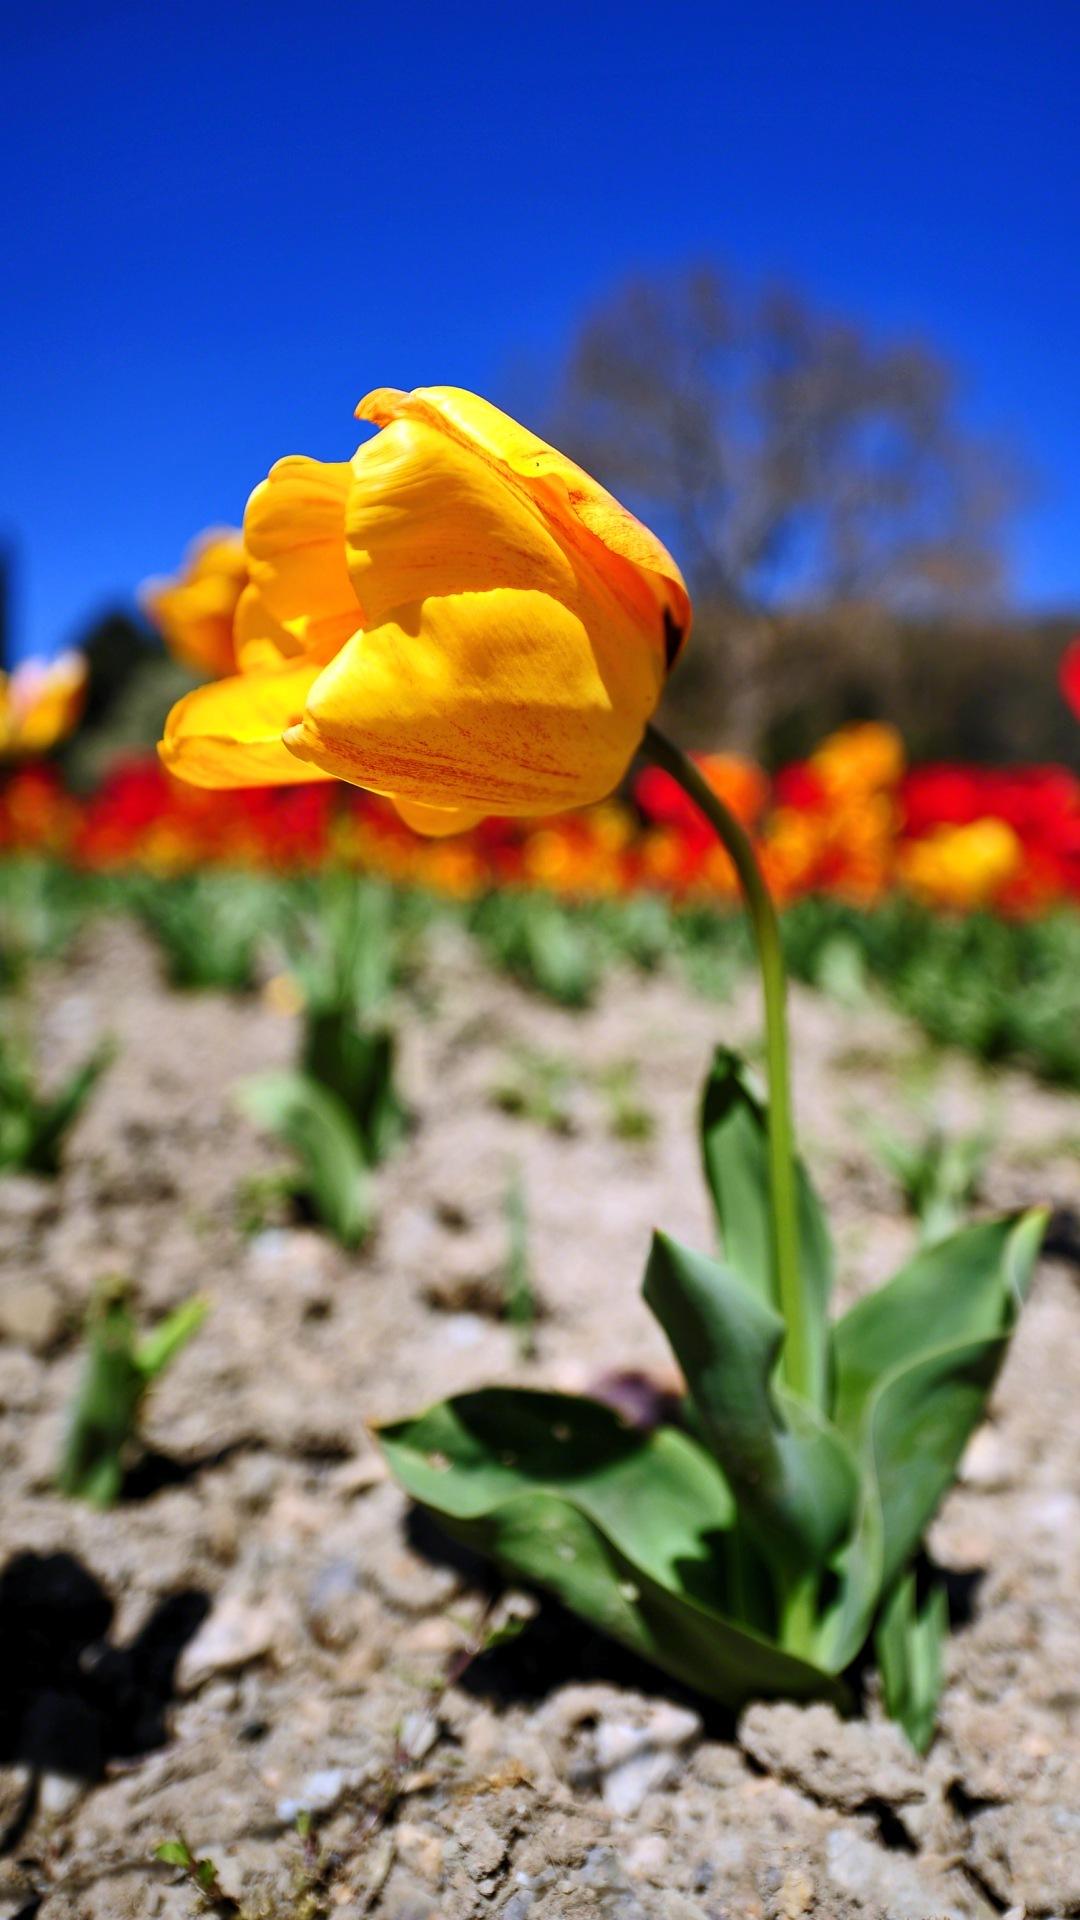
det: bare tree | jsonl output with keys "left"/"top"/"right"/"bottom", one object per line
{"left": 549, "top": 267, "right": 1023, "bottom": 744}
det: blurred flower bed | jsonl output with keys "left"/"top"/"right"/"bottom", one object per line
{"left": 3, "top": 720, "right": 1079, "bottom": 917}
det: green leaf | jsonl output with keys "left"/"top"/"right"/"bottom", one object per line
{"left": 875, "top": 1573, "right": 948, "bottom": 1753}
{"left": 379, "top": 1388, "right": 847, "bottom": 1710}
{"left": 643, "top": 1232, "right": 857, "bottom": 1579}
{"left": 302, "top": 1010, "right": 406, "bottom": 1164}
{"left": 0, "top": 1038, "right": 113, "bottom": 1177}
{"left": 819, "top": 1211, "right": 1045, "bottom": 1671}
{"left": 57, "top": 1283, "right": 208, "bottom": 1507}
{"left": 236, "top": 1069, "right": 372, "bottom": 1248}
{"left": 700, "top": 1048, "right": 833, "bottom": 1409}
{"left": 831, "top": 1211, "right": 1045, "bottom": 1440}
{"left": 57, "top": 1288, "right": 144, "bottom": 1506}
{"left": 137, "top": 1295, "right": 209, "bottom": 1379}
{"left": 155, "top": 1840, "right": 195, "bottom": 1870}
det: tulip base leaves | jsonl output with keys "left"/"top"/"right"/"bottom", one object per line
{"left": 379, "top": 1045, "right": 1045, "bottom": 1742}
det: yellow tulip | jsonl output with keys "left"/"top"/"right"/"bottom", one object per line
{"left": 0, "top": 652, "right": 87, "bottom": 758}
{"left": 159, "top": 387, "right": 690, "bottom": 830}
{"left": 898, "top": 818, "right": 1022, "bottom": 910}
{"left": 142, "top": 529, "right": 249, "bottom": 680}
{"left": 811, "top": 722, "right": 905, "bottom": 800}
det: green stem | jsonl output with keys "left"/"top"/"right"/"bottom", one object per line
{"left": 641, "top": 723, "right": 811, "bottom": 1402}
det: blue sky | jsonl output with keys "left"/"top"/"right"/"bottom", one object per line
{"left": 2, "top": 0, "right": 1077, "bottom": 659}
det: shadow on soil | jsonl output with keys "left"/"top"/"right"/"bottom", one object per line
{"left": 406, "top": 1510, "right": 987, "bottom": 1745}
{"left": 405, "top": 1507, "right": 740, "bottom": 1738}
{"left": 0, "top": 1550, "right": 209, "bottom": 1849}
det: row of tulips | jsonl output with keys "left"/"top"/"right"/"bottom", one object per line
{"left": 1, "top": 717, "right": 1078, "bottom": 915}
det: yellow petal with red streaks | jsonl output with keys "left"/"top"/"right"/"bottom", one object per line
{"left": 283, "top": 586, "right": 657, "bottom": 812}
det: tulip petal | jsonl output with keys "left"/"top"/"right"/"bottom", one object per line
{"left": 232, "top": 583, "right": 301, "bottom": 671}
{"left": 142, "top": 530, "right": 247, "bottom": 680}
{"left": 159, "top": 660, "right": 336, "bottom": 788}
{"left": 283, "top": 587, "right": 657, "bottom": 812}
{"left": 244, "top": 455, "right": 360, "bottom": 656}
{"left": 357, "top": 387, "right": 691, "bottom": 666}
{"left": 345, "top": 415, "right": 577, "bottom": 627}
{"left": 391, "top": 796, "right": 486, "bottom": 838}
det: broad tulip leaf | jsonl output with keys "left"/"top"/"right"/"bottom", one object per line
{"left": 830, "top": 1210, "right": 1046, "bottom": 1441}
{"left": 643, "top": 1232, "right": 856, "bottom": 1578}
{"left": 700, "top": 1048, "right": 833, "bottom": 1409}
{"left": 819, "top": 1211, "right": 1045, "bottom": 1672}
{"left": 236, "top": 1069, "right": 372, "bottom": 1248}
{"left": 379, "top": 1388, "right": 847, "bottom": 1710}
{"left": 875, "top": 1573, "right": 948, "bottom": 1754}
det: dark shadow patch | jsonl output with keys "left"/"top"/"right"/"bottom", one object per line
{"left": 936, "top": 1562, "right": 984, "bottom": 1630}
{"left": 119, "top": 1438, "right": 247, "bottom": 1502}
{"left": 1044, "top": 1204, "right": 1080, "bottom": 1269}
{"left": 0, "top": 1550, "right": 209, "bottom": 1837}
{"left": 864, "top": 1797, "right": 919, "bottom": 1853}
{"left": 662, "top": 608, "right": 685, "bottom": 671}
{"left": 459, "top": 1593, "right": 738, "bottom": 1740}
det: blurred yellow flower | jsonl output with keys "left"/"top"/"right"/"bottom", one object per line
{"left": 811, "top": 721, "right": 905, "bottom": 799}
{"left": 159, "top": 387, "right": 690, "bottom": 832}
{"left": 0, "top": 652, "right": 87, "bottom": 759}
{"left": 899, "top": 818, "right": 1022, "bottom": 910}
{"left": 142, "top": 529, "right": 249, "bottom": 680}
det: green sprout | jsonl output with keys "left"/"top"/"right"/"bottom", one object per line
{"left": 502, "top": 1169, "right": 537, "bottom": 1360}
{"left": 134, "top": 872, "right": 274, "bottom": 992}
{"left": 59, "top": 1280, "right": 208, "bottom": 1506}
{"left": 872, "top": 1116, "right": 992, "bottom": 1246}
{"left": 0, "top": 1031, "right": 113, "bottom": 1176}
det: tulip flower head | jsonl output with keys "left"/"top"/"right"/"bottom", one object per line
{"left": 159, "top": 388, "right": 690, "bottom": 832}
{"left": 0, "top": 652, "right": 87, "bottom": 759}
{"left": 143, "top": 529, "right": 248, "bottom": 681}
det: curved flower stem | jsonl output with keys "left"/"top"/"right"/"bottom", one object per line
{"left": 641, "top": 723, "right": 811, "bottom": 1403}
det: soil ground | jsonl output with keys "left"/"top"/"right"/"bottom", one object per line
{"left": 2, "top": 911, "right": 1080, "bottom": 1919}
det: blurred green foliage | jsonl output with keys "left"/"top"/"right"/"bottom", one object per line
{"left": 2, "top": 858, "right": 1078, "bottom": 1088}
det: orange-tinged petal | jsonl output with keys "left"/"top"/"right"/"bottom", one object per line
{"left": 391, "top": 795, "right": 486, "bottom": 837}
{"left": 283, "top": 586, "right": 659, "bottom": 813}
{"left": 159, "top": 660, "right": 336, "bottom": 788}
{"left": 244, "top": 455, "right": 360, "bottom": 656}
{"left": 356, "top": 386, "right": 691, "bottom": 668}
{"left": 142, "top": 529, "right": 247, "bottom": 679}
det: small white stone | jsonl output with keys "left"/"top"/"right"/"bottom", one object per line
{"left": 602, "top": 1749, "right": 680, "bottom": 1817}
{"left": 177, "top": 1594, "right": 278, "bottom": 1692}
{"left": 399, "top": 1709, "right": 438, "bottom": 1761}
{"left": 38, "top": 1772, "right": 85, "bottom": 1817}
